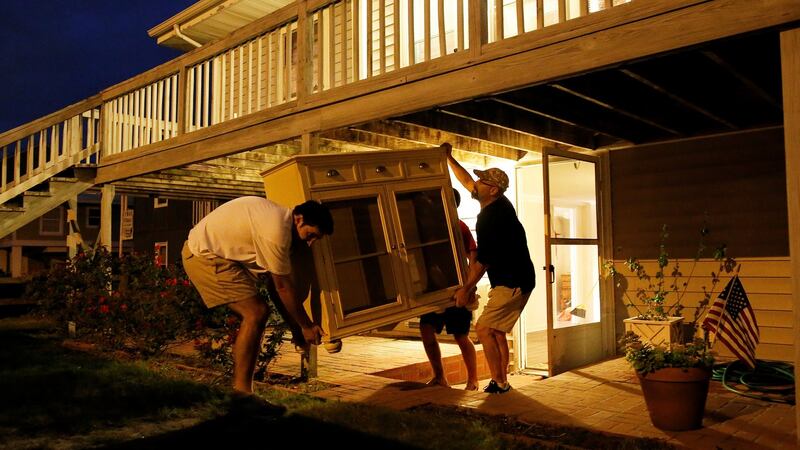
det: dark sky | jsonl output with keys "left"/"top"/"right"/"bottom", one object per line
{"left": 0, "top": 0, "right": 197, "bottom": 134}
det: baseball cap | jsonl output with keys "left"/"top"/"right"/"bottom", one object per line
{"left": 473, "top": 168, "right": 509, "bottom": 192}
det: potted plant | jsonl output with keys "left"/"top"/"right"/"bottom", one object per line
{"left": 604, "top": 224, "right": 736, "bottom": 347}
{"left": 621, "top": 332, "right": 714, "bottom": 431}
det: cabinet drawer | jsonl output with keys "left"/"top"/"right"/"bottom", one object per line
{"left": 404, "top": 157, "right": 445, "bottom": 179}
{"left": 307, "top": 163, "right": 358, "bottom": 188}
{"left": 359, "top": 160, "right": 403, "bottom": 183}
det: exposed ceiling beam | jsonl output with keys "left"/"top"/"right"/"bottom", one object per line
{"left": 618, "top": 68, "right": 738, "bottom": 130}
{"left": 319, "top": 128, "right": 427, "bottom": 151}
{"left": 437, "top": 101, "right": 612, "bottom": 150}
{"left": 345, "top": 120, "right": 528, "bottom": 160}
{"left": 548, "top": 83, "right": 682, "bottom": 137}
{"left": 396, "top": 110, "right": 572, "bottom": 153}
{"left": 701, "top": 50, "right": 782, "bottom": 110}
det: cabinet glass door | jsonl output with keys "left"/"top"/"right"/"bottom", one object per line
{"left": 392, "top": 184, "right": 460, "bottom": 301}
{"left": 325, "top": 195, "right": 400, "bottom": 316}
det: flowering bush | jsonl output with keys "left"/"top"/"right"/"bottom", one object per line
{"left": 28, "top": 248, "right": 288, "bottom": 378}
{"left": 604, "top": 224, "right": 736, "bottom": 325}
{"left": 620, "top": 331, "right": 714, "bottom": 374}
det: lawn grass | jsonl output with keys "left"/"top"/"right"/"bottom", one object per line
{"left": 0, "top": 317, "right": 675, "bottom": 449}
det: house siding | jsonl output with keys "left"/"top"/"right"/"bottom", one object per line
{"left": 609, "top": 127, "right": 793, "bottom": 361}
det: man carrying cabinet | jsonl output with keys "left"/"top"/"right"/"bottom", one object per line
{"left": 443, "top": 143, "right": 535, "bottom": 394}
{"left": 182, "top": 196, "right": 333, "bottom": 395}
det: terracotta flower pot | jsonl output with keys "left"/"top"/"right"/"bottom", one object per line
{"left": 637, "top": 367, "right": 711, "bottom": 431}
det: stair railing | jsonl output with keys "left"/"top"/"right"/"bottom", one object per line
{"left": 0, "top": 97, "right": 103, "bottom": 204}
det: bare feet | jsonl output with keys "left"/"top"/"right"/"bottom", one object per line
{"left": 465, "top": 383, "right": 478, "bottom": 391}
{"left": 426, "top": 377, "right": 450, "bottom": 388}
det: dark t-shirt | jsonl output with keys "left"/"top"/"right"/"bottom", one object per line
{"left": 475, "top": 195, "right": 535, "bottom": 292}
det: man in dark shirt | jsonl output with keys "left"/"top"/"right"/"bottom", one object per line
{"left": 443, "top": 143, "right": 535, "bottom": 394}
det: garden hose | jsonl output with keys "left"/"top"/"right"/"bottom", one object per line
{"left": 711, "top": 360, "right": 795, "bottom": 404}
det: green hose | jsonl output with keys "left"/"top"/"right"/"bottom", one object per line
{"left": 711, "top": 360, "right": 795, "bottom": 404}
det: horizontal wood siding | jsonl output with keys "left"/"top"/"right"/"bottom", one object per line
{"left": 610, "top": 128, "right": 788, "bottom": 260}
{"left": 612, "top": 257, "right": 794, "bottom": 362}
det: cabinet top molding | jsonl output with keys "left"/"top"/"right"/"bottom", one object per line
{"left": 260, "top": 146, "right": 445, "bottom": 177}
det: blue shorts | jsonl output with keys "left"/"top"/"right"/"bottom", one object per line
{"left": 420, "top": 306, "right": 472, "bottom": 335}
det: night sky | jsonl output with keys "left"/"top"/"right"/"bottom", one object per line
{"left": 0, "top": 0, "right": 197, "bottom": 134}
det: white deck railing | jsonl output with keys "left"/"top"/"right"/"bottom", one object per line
{"left": 0, "top": 0, "right": 630, "bottom": 200}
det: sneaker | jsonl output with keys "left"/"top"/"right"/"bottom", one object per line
{"left": 483, "top": 380, "right": 512, "bottom": 394}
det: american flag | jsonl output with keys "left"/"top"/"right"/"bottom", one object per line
{"left": 702, "top": 276, "right": 759, "bottom": 369}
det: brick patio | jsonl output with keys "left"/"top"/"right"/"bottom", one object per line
{"left": 270, "top": 335, "right": 797, "bottom": 449}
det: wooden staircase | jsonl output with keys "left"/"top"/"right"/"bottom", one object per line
{"left": 0, "top": 175, "right": 94, "bottom": 238}
{"left": 0, "top": 105, "right": 101, "bottom": 239}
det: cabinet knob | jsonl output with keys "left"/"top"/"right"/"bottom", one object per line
{"left": 326, "top": 169, "right": 339, "bottom": 177}
{"left": 375, "top": 165, "right": 386, "bottom": 174}
{"left": 418, "top": 162, "right": 429, "bottom": 170}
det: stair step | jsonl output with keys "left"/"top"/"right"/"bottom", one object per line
{"left": 50, "top": 177, "right": 80, "bottom": 183}
{"left": 0, "top": 205, "right": 25, "bottom": 212}
{"left": 23, "top": 191, "right": 51, "bottom": 198}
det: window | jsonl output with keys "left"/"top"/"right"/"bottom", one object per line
{"left": 40, "top": 207, "right": 63, "bottom": 236}
{"left": 154, "top": 197, "right": 169, "bottom": 209}
{"left": 154, "top": 242, "right": 168, "bottom": 267}
{"left": 86, "top": 207, "right": 100, "bottom": 229}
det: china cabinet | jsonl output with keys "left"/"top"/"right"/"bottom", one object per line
{"left": 261, "top": 146, "right": 466, "bottom": 343}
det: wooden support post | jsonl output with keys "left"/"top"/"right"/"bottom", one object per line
{"left": 296, "top": 0, "right": 312, "bottom": 104}
{"left": 66, "top": 196, "right": 82, "bottom": 258}
{"left": 779, "top": 27, "right": 800, "bottom": 447}
{"left": 469, "top": 0, "right": 486, "bottom": 58}
{"left": 301, "top": 345, "right": 318, "bottom": 378}
{"left": 100, "top": 184, "right": 115, "bottom": 251}
{"left": 301, "top": 132, "right": 319, "bottom": 154}
{"left": 10, "top": 245, "right": 22, "bottom": 279}
{"left": 118, "top": 195, "right": 127, "bottom": 257}
{"left": 177, "top": 66, "right": 188, "bottom": 136}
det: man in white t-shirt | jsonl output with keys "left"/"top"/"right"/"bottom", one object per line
{"left": 182, "top": 196, "right": 334, "bottom": 394}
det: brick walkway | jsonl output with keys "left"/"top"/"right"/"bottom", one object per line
{"left": 271, "top": 336, "right": 797, "bottom": 449}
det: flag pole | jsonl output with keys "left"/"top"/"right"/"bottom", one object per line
{"left": 709, "top": 264, "right": 742, "bottom": 348}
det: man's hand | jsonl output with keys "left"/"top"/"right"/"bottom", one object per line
{"left": 441, "top": 142, "right": 452, "bottom": 157}
{"left": 454, "top": 287, "right": 471, "bottom": 308}
{"left": 302, "top": 324, "right": 324, "bottom": 346}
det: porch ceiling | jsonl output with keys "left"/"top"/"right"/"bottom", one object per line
{"left": 121, "top": 27, "right": 785, "bottom": 200}
{"left": 383, "top": 30, "right": 784, "bottom": 152}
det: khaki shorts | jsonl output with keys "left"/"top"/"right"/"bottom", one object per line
{"left": 181, "top": 241, "right": 259, "bottom": 308}
{"left": 476, "top": 286, "right": 531, "bottom": 333}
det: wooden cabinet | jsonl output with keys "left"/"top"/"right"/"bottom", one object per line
{"left": 261, "top": 147, "right": 466, "bottom": 343}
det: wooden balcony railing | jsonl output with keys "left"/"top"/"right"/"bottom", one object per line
{"left": 0, "top": 99, "right": 101, "bottom": 204}
{"left": 0, "top": 0, "right": 630, "bottom": 199}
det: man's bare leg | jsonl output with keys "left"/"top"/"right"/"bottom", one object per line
{"left": 454, "top": 333, "right": 478, "bottom": 390}
{"left": 493, "top": 330, "right": 510, "bottom": 385}
{"left": 476, "top": 323, "right": 503, "bottom": 383}
{"left": 227, "top": 296, "right": 269, "bottom": 394}
{"left": 420, "top": 323, "right": 449, "bottom": 386}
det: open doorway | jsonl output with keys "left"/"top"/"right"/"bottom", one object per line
{"left": 516, "top": 150, "right": 603, "bottom": 376}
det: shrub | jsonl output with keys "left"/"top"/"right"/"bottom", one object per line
{"left": 604, "top": 224, "right": 736, "bottom": 326}
{"left": 27, "top": 248, "right": 288, "bottom": 378}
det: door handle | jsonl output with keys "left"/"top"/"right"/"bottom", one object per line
{"left": 543, "top": 265, "right": 555, "bottom": 284}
